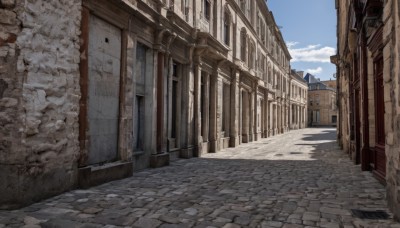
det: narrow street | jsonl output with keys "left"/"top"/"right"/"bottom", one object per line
{"left": 1, "top": 128, "right": 399, "bottom": 228}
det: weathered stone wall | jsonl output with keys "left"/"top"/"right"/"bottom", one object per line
{"left": 339, "top": 68, "right": 350, "bottom": 154}
{"left": 385, "top": 0, "right": 400, "bottom": 220}
{"left": 335, "top": 0, "right": 350, "bottom": 154}
{"left": 0, "top": 0, "right": 81, "bottom": 208}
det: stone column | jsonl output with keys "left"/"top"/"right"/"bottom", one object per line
{"left": 202, "top": 72, "right": 210, "bottom": 148}
{"left": 290, "top": 104, "right": 293, "bottom": 129}
{"left": 276, "top": 104, "right": 280, "bottom": 134}
{"left": 242, "top": 90, "right": 250, "bottom": 143}
{"left": 239, "top": 88, "right": 243, "bottom": 143}
{"left": 264, "top": 95, "right": 269, "bottom": 138}
{"left": 193, "top": 61, "right": 202, "bottom": 157}
{"left": 300, "top": 106, "right": 303, "bottom": 128}
{"left": 253, "top": 84, "right": 258, "bottom": 141}
{"left": 249, "top": 89, "right": 255, "bottom": 142}
{"left": 230, "top": 69, "right": 240, "bottom": 147}
{"left": 270, "top": 102, "right": 274, "bottom": 136}
{"left": 209, "top": 70, "right": 219, "bottom": 152}
{"left": 284, "top": 105, "right": 287, "bottom": 132}
{"left": 156, "top": 52, "right": 166, "bottom": 154}
{"left": 180, "top": 63, "right": 193, "bottom": 158}
{"left": 297, "top": 105, "right": 300, "bottom": 129}
{"left": 275, "top": 103, "right": 278, "bottom": 134}
{"left": 150, "top": 50, "right": 170, "bottom": 168}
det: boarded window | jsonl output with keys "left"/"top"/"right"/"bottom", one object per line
{"left": 136, "top": 44, "right": 146, "bottom": 88}
{"left": 134, "top": 43, "right": 148, "bottom": 152}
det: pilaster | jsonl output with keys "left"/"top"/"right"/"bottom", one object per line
{"left": 230, "top": 69, "right": 240, "bottom": 147}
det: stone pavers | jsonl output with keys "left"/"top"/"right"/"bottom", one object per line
{"left": 1, "top": 128, "right": 399, "bottom": 228}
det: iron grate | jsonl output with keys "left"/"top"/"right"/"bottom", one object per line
{"left": 351, "top": 209, "right": 390, "bottom": 220}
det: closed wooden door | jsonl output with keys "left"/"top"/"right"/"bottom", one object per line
{"left": 354, "top": 88, "right": 361, "bottom": 164}
{"left": 374, "top": 56, "right": 386, "bottom": 179}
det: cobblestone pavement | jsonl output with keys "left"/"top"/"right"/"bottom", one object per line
{"left": 1, "top": 128, "right": 400, "bottom": 228}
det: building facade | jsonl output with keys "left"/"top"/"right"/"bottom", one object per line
{"left": 0, "top": 0, "right": 306, "bottom": 208}
{"left": 304, "top": 73, "right": 338, "bottom": 127}
{"left": 332, "top": 0, "right": 400, "bottom": 220}
{"left": 289, "top": 70, "right": 308, "bottom": 130}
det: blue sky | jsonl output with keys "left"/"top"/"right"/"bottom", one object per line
{"left": 267, "top": 0, "right": 337, "bottom": 81}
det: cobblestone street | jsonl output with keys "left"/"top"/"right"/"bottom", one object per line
{"left": 1, "top": 128, "right": 399, "bottom": 228}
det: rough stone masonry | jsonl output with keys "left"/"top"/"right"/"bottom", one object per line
{"left": 0, "top": 0, "right": 82, "bottom": 208}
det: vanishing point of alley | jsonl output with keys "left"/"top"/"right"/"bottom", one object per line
{"left": 1, "top": 128, "right": 399, "bottom": 228}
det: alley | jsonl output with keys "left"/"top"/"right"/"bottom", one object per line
{"left": 1, "top": 128, "right": 399, "bottom": 228}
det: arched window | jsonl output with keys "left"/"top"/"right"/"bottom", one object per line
{"left": 223, "top": 8, "right": 231, "bottom": 46}
{"left": 240, "top": 29, "right": 247, "bottom": 62}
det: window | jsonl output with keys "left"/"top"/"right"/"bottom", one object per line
{"left": 332, "top": 115, "right": 337, "bottom": 124}
{"left": 261, "top": 55, "right": 266, "bottom": 73}
{"left": 249, "top": 41, "right": 255, "bottom": 69}
{"left": 313, "top": 110, "right": 320, "bottom": 123}
{"left": 223, "top": 10, "right": 230, "bottom": 46}
{"left": 316, "top": 94, "right": 320, "bottom": 106}
{"left": 240, "top": 29, "right": 247, "bottom": 62}
{"left": 268, "top": 64, "right": 272, "bottom": 83}
{"left": 182, "top": 0, "right": 189, "bottom": 20}
{"left": 240, "top": 0, "right": 246, "bottom": 12}
{"left": 276, "top": 74, "right": 280, "bottom": 89}
{"left": 204, "top": 0, "right": 211, "bottom": 21}
{"left": 282, "top": 78, "right": 285, "bottom": 92}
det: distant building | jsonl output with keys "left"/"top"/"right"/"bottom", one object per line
{"left": 289, "top": 70, "right": 308, "bottom": 130}
{"left": 304, "top": 73, "right": 337, "bottom": 127}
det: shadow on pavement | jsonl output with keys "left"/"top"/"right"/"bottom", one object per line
{"left": 0, "top": 128, "right": 396, "bottom": 227}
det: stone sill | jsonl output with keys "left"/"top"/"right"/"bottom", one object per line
{"left": 78, "top": 161, "right": 133, "bottom": 189}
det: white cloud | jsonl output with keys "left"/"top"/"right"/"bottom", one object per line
{"left": 306, "top": 67, "right": 323, "bottom": 75}
{"left": 286, "top": 41, "right": 299, "bottom": 48}
{"left": 288, "top": 44, "right": 336, "bottom": 63}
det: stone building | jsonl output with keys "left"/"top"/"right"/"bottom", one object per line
{"left": 332, "top": 0, "right": 400, "bottom": 220}
{"left": 0, "top": 0, "right": 302, "bottom": 208}
{"left": 289, "top": 70, "right": 308, "bottom": 130}
{"left": 304, "top": 73, "right": 337, "bottom": 127}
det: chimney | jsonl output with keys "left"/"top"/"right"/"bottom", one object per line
{"left": 296, "top": 71, "right": 304, "bottom": 77}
